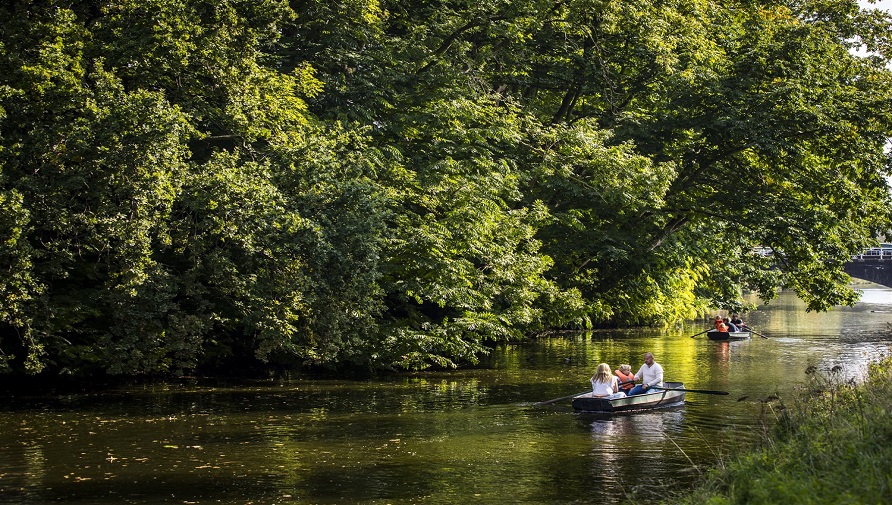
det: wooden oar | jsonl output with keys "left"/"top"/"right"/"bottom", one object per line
{"left": 688, "top": 328, "right": 712, "bottom": 338}
{"left": 532, "top": 391, "right": 590, "bottom": 406}
{"left": 742, "top": 325, "right": 769, "bottom": 339}
{"left": 653, "top": 386, "right": 729, "bottom": 395}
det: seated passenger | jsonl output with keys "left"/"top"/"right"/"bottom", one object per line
{"left": 590, "top": 363, "right": 626, "bottom": 399}
{"left": 614, "top": 364, "right": 635, "bottom": 395}
{"left": 627, "top": 352, "right": 664, "bottom": 396}
{"left": 723, "top": 317, "right": 739, "bottom": 332}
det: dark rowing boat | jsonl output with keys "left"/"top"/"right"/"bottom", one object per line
{"left": 706, "top": 329, "right": 752, "bottom": 341}
{"left": 571, "top": 382, "right": 686, "bottom": 413}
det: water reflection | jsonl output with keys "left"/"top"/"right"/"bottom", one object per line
{"left": 1, "top": 290, "right": 891, "bottom": 504}
{"left": 573, "top": 408, "right": 693, "bottom": 501}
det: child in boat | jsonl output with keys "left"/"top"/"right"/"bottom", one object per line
{"left": 714, "top": 316, "right": 729, "bottom": 332}
{"left": 614, "top": 364, "right": 635, "bottom": 395}
{"left": 590, "top": 363, "right": 626, "bottom": 399}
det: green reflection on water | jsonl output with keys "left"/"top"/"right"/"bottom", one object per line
{"left": 1, "top": 291, "right": 891, "bottom": 504}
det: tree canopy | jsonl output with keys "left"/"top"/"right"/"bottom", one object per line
{"left": 1, "top": 0, "right": 891, "bottom": 377}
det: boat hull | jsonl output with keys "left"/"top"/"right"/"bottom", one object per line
{"left": 706, "top": 329, "right": 751, "bottom": 341}
{"left": 571, "top": 382, "right": 686, "bottom": 413}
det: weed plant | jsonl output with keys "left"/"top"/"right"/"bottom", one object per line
{"left": 667, "top": 355, "right": 892, "bottom": 504}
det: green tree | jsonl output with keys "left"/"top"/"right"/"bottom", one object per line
{"left": 0, "top": 1, "right": 387, "bottom": 376}
{"left": 293, "top": 0, "right": 892, "bottom": 327}
{"left": 2, "top": 0, "right": 891, "bottom": 378}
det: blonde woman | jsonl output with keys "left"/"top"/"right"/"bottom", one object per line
{"left": 590, "top": 363, "right": 626, "bottom": 399}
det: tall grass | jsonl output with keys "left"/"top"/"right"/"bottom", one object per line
{"left": 668, "top": 355, "right": 892, "bottom": 504}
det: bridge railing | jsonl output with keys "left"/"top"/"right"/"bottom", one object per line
{"left": 852, "top": 248, "right": 892, "bottom": 260}
{"left": 755, "top": 246, "right": 892, "bottom": 260}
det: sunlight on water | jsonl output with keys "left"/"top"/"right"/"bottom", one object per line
{"left": 856, "top": 288, "right": 892, "bottom": 305}
{"left": 1, "top": 289, "right": 891, "bottom": 504}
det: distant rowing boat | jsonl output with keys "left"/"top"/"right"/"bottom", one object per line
{"left": 706, "top": 329, "right": 752, "bottom": 341}
{"left": 571, "top": 382, "right": 686, "bottom": 413}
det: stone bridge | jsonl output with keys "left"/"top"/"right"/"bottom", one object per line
{"left": 758, "top": 247, "right": 892, "bottom": 288}
{"left": 844, "top": 257, "right": 892, "bottom": 288}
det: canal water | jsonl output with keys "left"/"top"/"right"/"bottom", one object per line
{"left": 2, "top": 289, "right": 891, "bottom": 504}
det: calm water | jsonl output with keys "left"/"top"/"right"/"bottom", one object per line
{"left": 2, "top": 289, "right": 891, "bottom": 504}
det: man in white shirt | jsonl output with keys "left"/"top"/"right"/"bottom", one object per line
{"left": 627, "top": 352, "right": 664, "bottom": 396}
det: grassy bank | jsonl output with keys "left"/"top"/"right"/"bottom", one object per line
{"left": 668, "top": 355, "right": 892, "bottom": 504}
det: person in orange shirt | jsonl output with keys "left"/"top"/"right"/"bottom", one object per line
{"left": 614, "top": 364, "right": 635, "bottom": 395}
{"left": 714, "top": 316, "right": 729, "bottom": 332}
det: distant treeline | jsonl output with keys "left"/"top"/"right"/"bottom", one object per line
{"left": 1, "top": 0, "right": 891, "bottom": 378}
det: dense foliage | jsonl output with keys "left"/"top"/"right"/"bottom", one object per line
{"left": 1, "top": 0, "right": 891, "bottom": 377}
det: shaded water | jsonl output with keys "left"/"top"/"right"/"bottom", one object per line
{"left": 2, "top": 290, "right": 892, "bottom": 504}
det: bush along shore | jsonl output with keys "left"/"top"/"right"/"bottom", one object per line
{"left": 668, "top": 355, "right": 892, "bottom": 504}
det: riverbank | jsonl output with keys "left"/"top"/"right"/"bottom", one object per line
{"left": 667, "top": 354, "right": 892, "bottom": 504}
